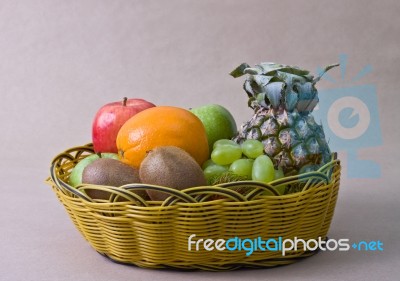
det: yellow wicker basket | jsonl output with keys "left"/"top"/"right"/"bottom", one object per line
{"left": 46, "top": 143, "right": 341, "bottom": 271}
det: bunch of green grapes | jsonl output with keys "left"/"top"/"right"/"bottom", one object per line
{"left": 203, "top": 139, "right": 285, "bottom": 186}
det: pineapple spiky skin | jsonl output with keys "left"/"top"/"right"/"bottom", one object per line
{"left": 231, "top": 62, "right": 338, "bottom": 177}
{"left": 233, "top": 106, "right": 331, "bottom": 176}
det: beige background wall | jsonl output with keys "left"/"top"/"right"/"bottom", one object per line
{"left": 1, "top": 1, "right": 399, "bottom": 280}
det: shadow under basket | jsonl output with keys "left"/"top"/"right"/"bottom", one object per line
{"left": 46, "top": 143, "right": 341, "bottom": 271}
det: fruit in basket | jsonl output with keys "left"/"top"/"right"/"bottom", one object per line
{"left": 230, "top": 62, "right": 339, "bottom": 176}
{"left": 190, "top": 104, "right": 237, "bottom": 152}
{"left": 273, "top": 167, "right": 287, "bottom": 195}
{"left": 252, "top": 155, "right": 275, "bottom": 183}
{"left": 203, "top": 139, "right": 278, "bottom": 184}
{"left": 241, "top": 139, "right": 264, "bottom": 159}
{"left": 82, "top": 158, "right": 147, "bottom": 200}
{"left": 210, "top": 172, "right": 248, "bottom": 185}
{"left": 117, "top": 106, "right": 209, "bottom": 168}
{"left": 139, "top": 146, "right": 207, "bottom": 201}
{"left": 69, "top": 153, "right": 119, "bottom": 187}
{"left": 275, "top": 167, "right": 285, "bottom": 180}
{"left": 213, "top": 139, "right": 238, "bottom": 149}
{"left": 211, "top": 142, "right": 242, "bottom": 165}
{"left": 203, "top": 162, "right": 229, "bottom": 184}
{"left": 229, "top": 158, "right": 254, "bottom": 179}
{"left": 92, "top": 97, "right": 155, "bottom": 153}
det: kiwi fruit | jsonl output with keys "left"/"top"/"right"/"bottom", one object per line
{"left": 82, "top": 158, "right": 148, "bottom": 200}
{"left": 139, "top": 146, "right": 206, "bottom": 201}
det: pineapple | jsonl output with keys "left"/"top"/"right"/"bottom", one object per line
{"left": 231, "top": 62, "right": 339, "bottom": 177}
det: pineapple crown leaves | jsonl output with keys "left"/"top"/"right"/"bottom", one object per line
{"left": 230, "top": 62, "right": 339, "bottom": 113}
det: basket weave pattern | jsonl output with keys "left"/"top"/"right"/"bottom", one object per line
{"left": 47, "top": 144, "right": 340, "bottom": 271}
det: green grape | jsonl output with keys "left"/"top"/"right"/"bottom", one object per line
{"left": 211, "top": 145, "right": 242, "bottom": 165}
{"left": 274, "top": 167, "right": 285, "bottom": 179}
{"left": 273, "top": 167, "right": 286, "bottom": 195}
{"left": 213, "top": 139, "right": 239, "bottom": 149}
{"left": 241, "top": 139, "right": 264, "bottom": 159}
{"left": 229, "top": 159, "right": 254, "bottom": 179}
{"left": 252, "top": 155, "right": 275, "bottom": 183}
{"left": 203, "top": 164, "right": 229, "bottom": 183}
{"left": 202, "top": 159, "right": 216, "bottom": 170}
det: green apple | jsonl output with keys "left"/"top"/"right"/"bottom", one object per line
{"left": 190, "top": 104, "right": 237, "bottom": 152}
{"left": 69, "top": 153, "right": 119, "bottom": 187}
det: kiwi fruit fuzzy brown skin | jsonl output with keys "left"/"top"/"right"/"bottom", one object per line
{"left": 139, "top": 146, "right": 207, "bottom": 201}
{"left": 82, "top": 158, "right": 148, "bottom": 200}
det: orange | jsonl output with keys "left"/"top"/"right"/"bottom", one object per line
{"left": 116, "top": 106, "right": 209, "bottom": 168}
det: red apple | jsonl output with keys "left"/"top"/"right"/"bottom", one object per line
{"left": 92, "top": 97, "right": 155, "bottom": 153}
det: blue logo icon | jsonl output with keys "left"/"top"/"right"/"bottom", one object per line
{"left": 314, "top": 54, "right": 382, "bottom": 178}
